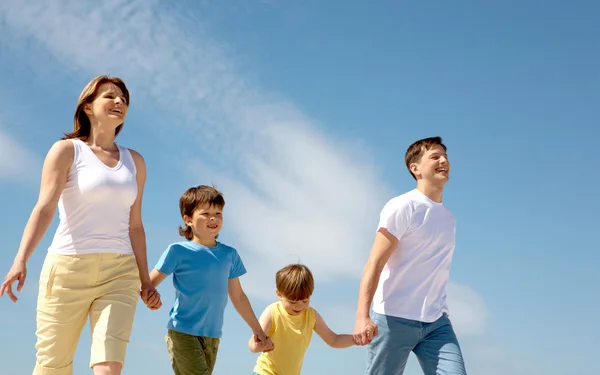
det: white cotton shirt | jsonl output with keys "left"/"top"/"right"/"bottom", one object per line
{"left": 47, "top": 138, "right": 138, "bottom": 255}
{"left": 372, "top": 189, "right": 456, "bottom": 322}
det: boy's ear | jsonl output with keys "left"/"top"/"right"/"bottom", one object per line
{"left": 182, "top": 214, "right": 192, "bottom": 226}
{"left": 275, "top": 289, "right": 282, "bottom": 299}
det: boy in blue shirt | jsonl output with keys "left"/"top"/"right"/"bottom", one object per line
{"left": 150, "top": 185, "right": 273, "bottom": 375}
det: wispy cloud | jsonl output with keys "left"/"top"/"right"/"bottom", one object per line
{"left": 0, "top": 0, "right": 489, "bottom": 350}
{"left": 447, "top": 282, "right": 488, "bottom": 336}
{"left": 0, "top": 128, "right": 40, "bottom": 184}
{"left": 0, "top": 0, "right": 391, "bottom": 282}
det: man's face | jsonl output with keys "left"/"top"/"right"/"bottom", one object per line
{"left": 411, "top": 144, "right": 450, "bottom": 185}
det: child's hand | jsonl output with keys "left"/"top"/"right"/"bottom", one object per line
{"left": 141, "top": 282, "right": 162, "bottom": 310}
{"left": 353, "top": 317, "right": 378, "bottom": 346}
{"left": 253, "top": 332, "right": 274, "bottom": 352}
{"left": 262, "top": 336, "right": 274, "bottom": 352}
{"left": 353, "top": 324, "right": 375, "bottom": 346}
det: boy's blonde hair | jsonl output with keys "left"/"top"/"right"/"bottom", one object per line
{"left": 276, "top": 264, "right": 314, "bottom": 301}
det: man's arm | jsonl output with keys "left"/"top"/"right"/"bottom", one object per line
{"left": 354, "top": 228, "right": 398, "bottom": 344}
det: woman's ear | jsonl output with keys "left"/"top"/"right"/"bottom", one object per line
{"left": 83, "top": 102, "right": 93, "bottom": 115}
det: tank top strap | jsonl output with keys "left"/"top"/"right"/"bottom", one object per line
{"left": 69, "top": 138, "right": 83, "bottom": 167}
{"left": 117, "top": 145, "right": 137, "bottom": 174}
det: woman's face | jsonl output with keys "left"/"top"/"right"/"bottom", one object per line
{"left": 85, "top": 82, "right": 128, "bottom": 128}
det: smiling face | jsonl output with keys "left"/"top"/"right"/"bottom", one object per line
{"left": 83, "top": 82, "right": 129, "bottom": 130}
{"left": 405, "top": 137, "right": 450, "bottom": 189}
{"left": 410, "top": 144, "right": 450, "bottom": 185}
{"left": 184, "top": 203, "right": 223, "bottom": 242}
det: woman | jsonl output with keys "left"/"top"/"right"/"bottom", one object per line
{"left": 0, "top": 75, "right": 161, "bottom": 375}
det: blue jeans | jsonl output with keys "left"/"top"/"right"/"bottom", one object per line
{"left": 366, "top": 312, "right": 466, "bottom": 375}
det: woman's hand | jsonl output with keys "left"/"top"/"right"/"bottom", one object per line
{"left": 0, "top": 260, "right": 27, "bottom": 303}
{"left": 140, "top": 281, "right": 162, "bottom": 310}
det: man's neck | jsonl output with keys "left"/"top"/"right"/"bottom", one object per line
{"left": 416, "top": 181, "right": 444, "bottom": 203}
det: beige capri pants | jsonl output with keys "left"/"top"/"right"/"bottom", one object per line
{"left": 33, "top": 253, "right": 140, "bottom": 375}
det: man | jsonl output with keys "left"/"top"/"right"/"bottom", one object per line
{"left": 354, "top": 136, "right": 467, "bottom": 375}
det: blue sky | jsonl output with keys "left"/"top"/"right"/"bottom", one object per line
{"left": 0, "top": 1, "right": 598, "bottom": 374}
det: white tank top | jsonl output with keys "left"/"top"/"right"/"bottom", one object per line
{"left": 48, "top": 138, "right": 138, "bottom": 255}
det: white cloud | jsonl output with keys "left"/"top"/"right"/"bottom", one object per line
{"left": 0, "top": 129, "right": 39, "bottom": 184}
{"left": 0, "top": 0, "right": 489, "bottom": 342}
{"left": 0, "top": 0, "right": 389, "bottom": 278}
{"left": 447, "top": 282, "right": 489, "bottom": 336}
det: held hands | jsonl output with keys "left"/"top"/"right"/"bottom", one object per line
{"left": 353, "top": 317, "right": 378, "bottom": 346}
{"left": 140, "top": 281, "right": 162, "bottom": 310}
{"left": 0, "top": 260, "right": 27, "bottom": 303}
{"left": 253, "top": 330, "right": 274, "bottom": 353}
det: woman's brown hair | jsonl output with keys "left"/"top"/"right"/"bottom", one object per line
{"left": 62, "top": 75, "right": 130, "bottom": 140}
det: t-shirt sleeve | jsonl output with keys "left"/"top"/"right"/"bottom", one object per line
{"left": 229, "top": 249, "right": 247, "bottom": 279}
{"left": 377, "top": 198, "right": 411, "bottom": 240}
{"left": 154, "top": 244, "right": 179, "bottom": 276}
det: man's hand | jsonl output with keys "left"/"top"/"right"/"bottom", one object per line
{"left": 140, "top": 281, "right": 161, "bottom": 310}
{"left": 353, "top": 317, "right": 378, "bottom": 346}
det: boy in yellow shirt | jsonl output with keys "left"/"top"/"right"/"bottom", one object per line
{"left": 249, "top": 264, "right": 359, "bottom": 375}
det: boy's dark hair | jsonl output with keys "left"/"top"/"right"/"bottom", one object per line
{"left": 276, "top": 264, "right": 314, "bottom": 301}
{"left": 404, "top": 136, "right": 447, "bottom": 180}
{"left": 178, "top": 185, "right": 225, "bottom": 240}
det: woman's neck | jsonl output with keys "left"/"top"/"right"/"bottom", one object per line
{"left": 86, "top": 125, "right": 116, "bottom": 149}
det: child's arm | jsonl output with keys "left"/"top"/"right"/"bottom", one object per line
{"left": 247, "top": 307, "right": 272, "bottom": 353}
{"left": 314, "top": 309, "right": 356, "bottom": 348}
{"left": 150, "top": 268, "right": 168, "bottom": 288}
{"left": 228, "top": 278, "right": 273, "bottom": 348}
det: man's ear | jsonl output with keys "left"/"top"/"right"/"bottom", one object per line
{"left": 409, "top": 162, "right": 420, "bottom": 178}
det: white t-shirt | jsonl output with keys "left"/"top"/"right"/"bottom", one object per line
{"left": 372, "top": 189, "right": 456, "bottom": 322}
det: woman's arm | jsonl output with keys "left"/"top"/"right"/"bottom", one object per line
{"left": 1, "top": 140, "right": 73, "bottom": 302}
{"left": 128, "top": 149, "right": 160, "bottom": 309}
{"left": 128, "top": 149, "right": 149, "bottom": 282}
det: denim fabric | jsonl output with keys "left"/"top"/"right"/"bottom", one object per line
{"left": 366, "top": 312, "right": 466, "bottom": 375}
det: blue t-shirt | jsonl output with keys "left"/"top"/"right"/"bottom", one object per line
{"left": 155, "top": 240, "right": 247, "bottom": 338}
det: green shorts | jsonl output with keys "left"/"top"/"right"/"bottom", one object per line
{"left": 166, "top": 329, "right": 220, "bottom": 375}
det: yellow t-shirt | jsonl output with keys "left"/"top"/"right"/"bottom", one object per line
{"left": 253, "top": 301, "right": 316, "bottom": 375}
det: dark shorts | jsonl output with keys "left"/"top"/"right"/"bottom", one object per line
{"left": 166, "top": 329, "right": 220, "bottom": 375}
